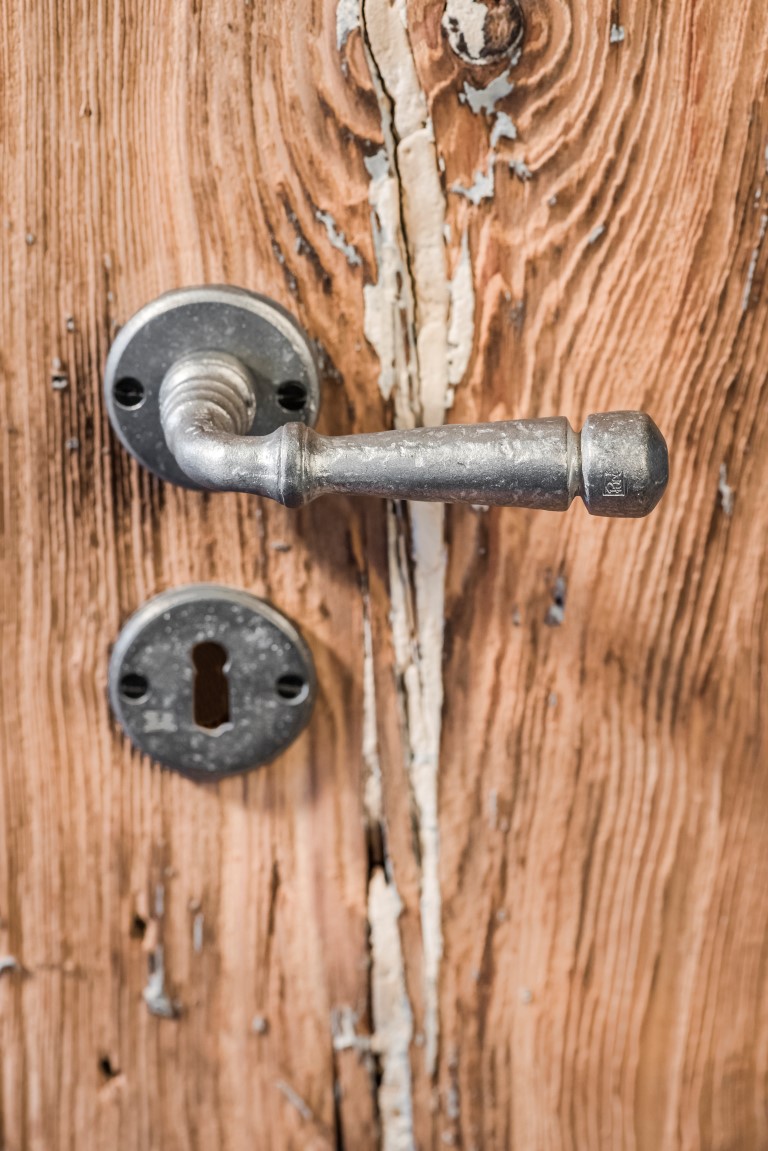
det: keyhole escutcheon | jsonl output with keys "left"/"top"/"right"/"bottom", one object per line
{"left": 192, "top": 641, "right": 231, "bottom": 731}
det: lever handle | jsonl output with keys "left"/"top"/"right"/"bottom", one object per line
{"left": 105, "top": 287, "right": 669, "bottom": 518}
{"left": 159, "top": 352, "right": 667, "bottom": 517}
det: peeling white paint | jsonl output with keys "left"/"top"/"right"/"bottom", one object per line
{"left": 488, "top": 789, "right": 498, "bottom": 830}
{"left": 489, "top": 111, "right": 517, "bottom": 148}
{"left": 362, "top": 594, "right": 383, "bottom": 824}
{"left": 0, "top": 955, "right": 20, "bottom": 976}
{"left": 332, "top": 1005, "right": 372, "bottom": 1052}
{"left": 369, "top": 870, "right": 414, "bottom": 1151}
{"left": 402, "top": 498, "right": 446, "bottom": 1077}
{"left": 365, "top": 0, "right": 429, "bottom": 142}
{"left": 609, "top": 24, "right": 626, "bottom": 44}
{"left": 142, "top": 888, "right": 177, "bottom": 1017}
{"left": 192, "top": 911, "right": 204, "bottom": 954}
{"left": 587, "top": 223, "right": 607, "bottom": 245}
{"left": 447, "top": 229, "right": 475, "bottom": 394}
{"left": 143, "top": 945, "right": 176, "bottom": 1018}
{"left": 446, "top": 1050, "right": 461, "bottom": 1120}
{"left": 336, "top": 0, "right": 361, "bottom": 50}
{"left": 451, "top": 152, "right": 534, "bottom": 200}
{"left": 316, "top": 209, "right": 362, "bottom": 267}
{"left": 363, "top": 149, "right": 414, "bottom": 414}
{"left": 460, "top": 69, "right": 514, "bottom": 117}
{"left": 509, "top": 158, "right": 532, "bottom": 182}
{"left": 742, "top": 212, "right": 768, "bottom": 311}
{"left": 275, "top": 1079, "right": 314, "bottom": 1122}
{"left": 454, "top": 71, "right": 531, "bottom": 200}
{"left": 451, "top": 160, "right": 496, "bottom": 204}
{"left": 718, "top": 463, "right": 735, "bottom": 516}
{"left": 362, "top": 0, "right": 452, "bottom": 1083}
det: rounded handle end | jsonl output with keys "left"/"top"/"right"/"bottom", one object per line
{"left": 580, "top": 412, "right": 669, "bottom": 518}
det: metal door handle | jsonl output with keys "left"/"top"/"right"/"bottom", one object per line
{"left": 105, "top": 287, "right": 668, "bottom": 518}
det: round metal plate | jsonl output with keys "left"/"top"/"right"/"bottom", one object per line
{"left": 109, "top": 585, "right": 316, "bottom": 779}
{"left": 104, "top": 286, "right": 321, "bottom": 488}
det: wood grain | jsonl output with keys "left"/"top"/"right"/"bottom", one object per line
{"left": 1, "top": 1, "right": 767, "bottom": 1149}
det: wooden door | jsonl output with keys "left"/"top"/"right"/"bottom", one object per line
{"left": 2, "top": 1, "right": 767, "bottom": 1148}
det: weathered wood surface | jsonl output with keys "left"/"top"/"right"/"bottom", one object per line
{"left": 1, "top": 1, "right": 767, "bottom": 1148}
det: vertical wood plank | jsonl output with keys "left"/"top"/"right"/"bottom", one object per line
{"left": 1, "top": 1, "right": 767, "bottom": 1149}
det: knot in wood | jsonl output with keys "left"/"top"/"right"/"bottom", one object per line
{"left": 442, "top": 0, "right": 525, "bottom": 66}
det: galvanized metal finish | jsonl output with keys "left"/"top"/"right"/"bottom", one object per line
{"left": 104, "top": 286, "right": 320, "bottom": 489}
{"left": 109, "top": 585, "right": 316, "bottom": 779}
{"left": 106, "top": 287, "right": 669, "bottom": 518}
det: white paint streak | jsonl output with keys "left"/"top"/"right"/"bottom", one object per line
{"left": 447, "top": 229, "right": 475, "bottom": 394}
{"left": 143, "top": 945, "right": 176, "bottom": 1018}
{"left": 742, "top": 212, "right": 768, "bottom": 311}
{"left": 316, "top": 209, "right": 362, "bottom": 267}
{"left": 362, "top": 0, "right": 462, "bottom": 1089}
{"left": 0, "top": 955, "right": 21, "bottom": 975}
{"left": 609, "top": 24, "right": 626, "bottom": 44}
{"left": 363, "top": 0, "right": 449, "bottom": 427}
{"left": 143, "top": 888, "right": 176, "bottom": 1017}
{"left": 275, "top": 1079, "right": 314, "bottom": 1122}
{"left": 402, "top": 499, "right": 445, "bottom": 1077}
{"left": 363, "top": 150, "right": 414, "bottom": 415}
{"left": 192, "top": 911, "right": 204, "bottom": 953}
{"left": 718, "top": 463, "right": 735, "bottom": 516}
{"left": 336, "top": 0, "right": 361, "bottom": 50}
{"left": 366, "top": 0, "right": 429, "bottom": 141}
{"left": 369, "top": 870, "right": 414, "bottom": 1151}
{"left": 362, "top": 594, "right": 383, "bottom": 823}
{"left": 587, "top": 223, "right": 607, "bottom": 245}
{"left": 487, "top": 789, "right": 498, "bottom": 830}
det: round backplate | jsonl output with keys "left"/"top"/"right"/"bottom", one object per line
{"left": 109, "top": 585, "right": 316, "bottom": 779}
{"left": 104, "top": 286, "right": 321, "bottom": 488}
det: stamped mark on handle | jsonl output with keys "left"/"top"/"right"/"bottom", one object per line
{"left": 192, "top": 641, "right": 231, "bottom": 732}
{"left": 603, "top": 469, "right": 626, "bottom": 497}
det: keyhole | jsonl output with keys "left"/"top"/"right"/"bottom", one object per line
{"left": 191, "top": 642, "right": 231, "bottom": 732}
